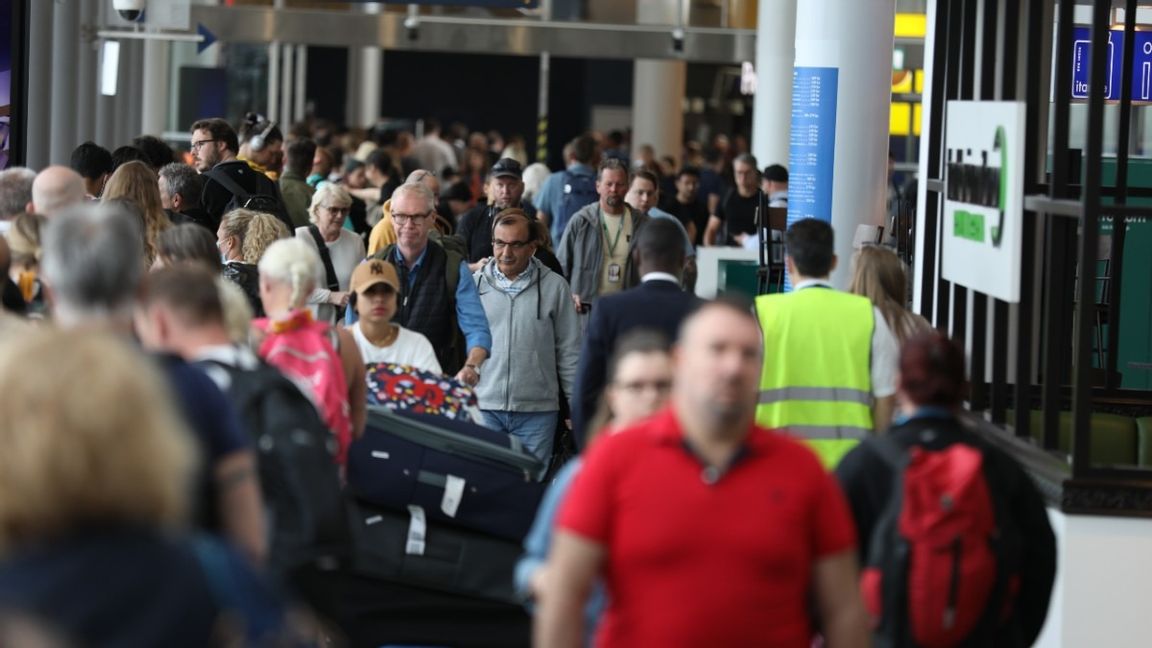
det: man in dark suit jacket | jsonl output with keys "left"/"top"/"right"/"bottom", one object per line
{"left": 572, "top": 219, "right": 701, "bottom": 445}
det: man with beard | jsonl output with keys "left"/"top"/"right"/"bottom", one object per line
{"left": 556, "top": 159, "right": 648, "bottom": 320}
{"left": 538, "top": 299, "right": 867, "bottom": 647}
{"left": 189, "top": 118, "right": 292, "bottom": 231}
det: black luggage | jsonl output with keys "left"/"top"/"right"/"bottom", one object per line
{"left": 346, "top": 499, "right": 524, "bottom": 604}
{"left": 346, "top": 407, "right": 546, "bottom": 541}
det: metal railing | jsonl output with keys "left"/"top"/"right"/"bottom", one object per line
{"left": 918, "top": 0, "right": 1152, "bottom": 516}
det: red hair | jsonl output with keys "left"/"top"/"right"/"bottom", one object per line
{"left": 899, "top": 331, "right": 966, "bottom": 408}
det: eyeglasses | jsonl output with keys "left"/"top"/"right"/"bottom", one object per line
{"left": 492, "top": 239, "right": 532, "bottom": 250}
{"left": 322, "top": 205, "right": 351, "bottom": 216}
{"left": 190, "top": 139, "right": 217, "bottom": 150}
{"left": 615, "top": 379, "right": 672, "bottom": 395}
{"left": 393, "top": 212, "right": 430, "bottom": 225}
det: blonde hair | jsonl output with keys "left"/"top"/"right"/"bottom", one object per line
{"left": 6, "top": 212, "right": 45, "bottom": 267}
{"left": 219, "top": 208, "right": 290, "bottom": 264}
{"left": 308, "top": 183, "right": 353, "bottom": 224}
{"left": 0, "top": 329, "right": 196, "bottom": 554}
{"left": 101, "top": 161, "right": 172, "bottom": 266}
{"left": 216, "top": 277, "right": 254, "bottom": 343}
{"left": 258, "top": 237, "right": 319, "bottom": 310}
{"left": 849, "top": 245, "right": 917, "bottom": 345}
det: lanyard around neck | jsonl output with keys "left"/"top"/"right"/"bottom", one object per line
{"left": 600, "top": 207, "right": 630, "bottom": 255}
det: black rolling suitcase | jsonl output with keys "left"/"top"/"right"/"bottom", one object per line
{"left": 345, "top": 499, "right": 524, "bottom": 604}
{"left": 346, "top": 406, "right": 547, "bottom": 541}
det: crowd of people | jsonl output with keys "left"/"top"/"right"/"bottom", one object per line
{"left": 0, "top": 113, "right": 1056, "bottom": 647}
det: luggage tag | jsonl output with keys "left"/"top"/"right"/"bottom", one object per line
{"left": 607, "top": 263, "right": 622, "bottom": 283}
{"left": 442, "top": 475, "right": 466, "bottom": 518}
{"left": 405, "top": 505, "right": 426, "bottom": 556}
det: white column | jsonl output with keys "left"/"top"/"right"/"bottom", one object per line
{"left": 295, "top": 45, "right": 308, "bottom": 123}
{"left": 356, "top": 2, "right": 383, "bottom": 129}
{"left": 751, "top": 0, "right": 797, "bottom": 168}
{"left": 280, "top": 42, "right": 295, "bottom": 126}
{"left": 632, "top": 60, "right": 687, "bottom": 165}
{"left": 913, "top": 0, "right": 938, "bottom": 312}
{"left": 141, "top": 40, "right": 171, "bottom": 136}
{"left": 631, "top": 0, "right": 686, "bottom": 165}
{"left": 268, "top": 41, "right": 281, "bottom": 123}
{"left": 358, "top": 49, "right": 382, "bottom": 129}
{"left": 789, "top": 0, "right": 895, "bottom": 289}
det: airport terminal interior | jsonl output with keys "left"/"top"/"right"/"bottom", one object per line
{"left": 1, "top": 0, "right": 1151, "bottom": 646}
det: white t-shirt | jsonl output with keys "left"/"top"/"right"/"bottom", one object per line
{"left": 792, "top": 280, "right": 899, "bottom": 398}
{"left": 296, "top": 227, "right": 367, "bottom": 324}
{"left": 351, "top": 322, "right": 443, "bottom": 375}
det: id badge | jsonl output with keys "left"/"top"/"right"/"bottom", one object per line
{"left": 607, "top": 263, "right": 622, "bottom": 283}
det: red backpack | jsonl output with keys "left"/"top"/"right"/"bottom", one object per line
{"left": 860, "top": 437, "right": 1020, "bottom": 648}
{"left": 253, "top": 311, "right": 353, "bottom": 464}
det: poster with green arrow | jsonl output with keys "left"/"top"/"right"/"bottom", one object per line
{"left": 942, "top": 100, "right": 1025, "bottom": 303}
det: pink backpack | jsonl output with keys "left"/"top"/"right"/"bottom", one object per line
{"left": 253, "top": 311, "right": 353, "bottom": 464}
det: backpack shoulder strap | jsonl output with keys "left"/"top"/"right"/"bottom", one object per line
{"left": 307, "top": 225, "right": 340, "bottom": 291}
{"left": 205, "top": 166, "right": 252, "bottom": 203}
{"left": 371, "top": 243, "right": 397, "bottom": 262}
{"left": 445, "top": 248, "right": 463, "bottom": 296}
{"left": 870, "top": 435, "right": 907, "bottom": 470}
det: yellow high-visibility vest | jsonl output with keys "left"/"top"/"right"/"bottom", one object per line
{"left": 756, "top": 286, "right": 875, "bottom": 469}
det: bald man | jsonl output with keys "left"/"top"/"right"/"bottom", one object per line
{"left": 367, "top": 169, "right": 442, "bottom": 255}
{"left": 30, "top": 166, "right": 87, "bottom": 218}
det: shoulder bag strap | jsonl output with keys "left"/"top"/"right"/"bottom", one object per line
{"left": 307, "top": 225, "right": 340, "bottom": 292}
{"left": 205, "top": 166, "right": 252, "bottom": 204}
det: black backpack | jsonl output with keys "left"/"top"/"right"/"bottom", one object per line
{"left": 199, "top": 359, "right": 351, "bottom": 586}
{"left": 206, "top": 166, "right": 282, "bottom": 216}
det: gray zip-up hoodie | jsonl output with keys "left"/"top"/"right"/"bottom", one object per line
{"left": 556, "top": 203, "right": 649, "bottom": 304}
{"left": 473, "top": 257, "right": 581, "bottom": 412}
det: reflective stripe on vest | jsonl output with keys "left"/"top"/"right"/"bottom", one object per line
{"left": 758, "top": 386, "right": 873, "bottom": 407}
{"left": 755, "top": 287, "right": 875, "bottom": 468}
{"left": 785, "top": 424, "right": 872, "bottom": 441}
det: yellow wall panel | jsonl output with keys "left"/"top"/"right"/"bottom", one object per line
{"left": 890, "top": 102, "right": 911, "bottom": 136}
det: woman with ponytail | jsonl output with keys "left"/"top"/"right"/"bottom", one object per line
{"left": 217, "top": 208, "right": 290, "bottom": 317}
{"left": 255, "top": 238, "right": 366, "bottom": 463}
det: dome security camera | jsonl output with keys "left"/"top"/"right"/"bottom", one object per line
{"left": 403, "top": 14, "right": 420, "bottom": 41}
{"left": 113, "top": 0, "right": 146, "bottom": 23}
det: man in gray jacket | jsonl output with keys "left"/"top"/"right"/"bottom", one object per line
{"left": 475, "top": 209, "right": 581, "bottom": 468}
{"left": 557, "top": 158, "right": 650, "bottom": 320}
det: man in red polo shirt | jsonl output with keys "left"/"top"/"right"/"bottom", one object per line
{"left": 537, "top": 299, "right": 867, "bottom": 648}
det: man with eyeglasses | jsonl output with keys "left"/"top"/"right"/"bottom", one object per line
{"left": 189, "top": 117, "right": 292, "bottom": 232}
{"left": 368, "top": 182, "right": 491, "bottom": 383}
{"left": 570, "top": 219, "right": 700, "bottom": 445}
{"left": 471, "top": 209, "right": 579, "bottom": 468}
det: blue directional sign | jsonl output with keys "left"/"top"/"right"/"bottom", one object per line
{"left": 1071, "top": 26, "right": 1152, "bottom": 101}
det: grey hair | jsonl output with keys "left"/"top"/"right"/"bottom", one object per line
{"left": 157, "top": 163, "right": 204, "bottom": 208}
{"left": 257, "top": 237, "right": 319, "bottom": 310}
{"left": 733, "top": 153, "right": 760, "bottom": 171}
{"left": 0, "top": 167, "right": 36, "bottom": 220}
{"left": 391, "top": 182, "right": 436, "bottom": 213}
{"left": 41, "top": 203, "right": 145, "bottom": 322}
{"left": 308, "top": 183, "right": 353, "bottom": 224}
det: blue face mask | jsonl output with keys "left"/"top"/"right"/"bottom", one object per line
{"left": 217, "top": 238, "right": 231, "bottom": 264}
